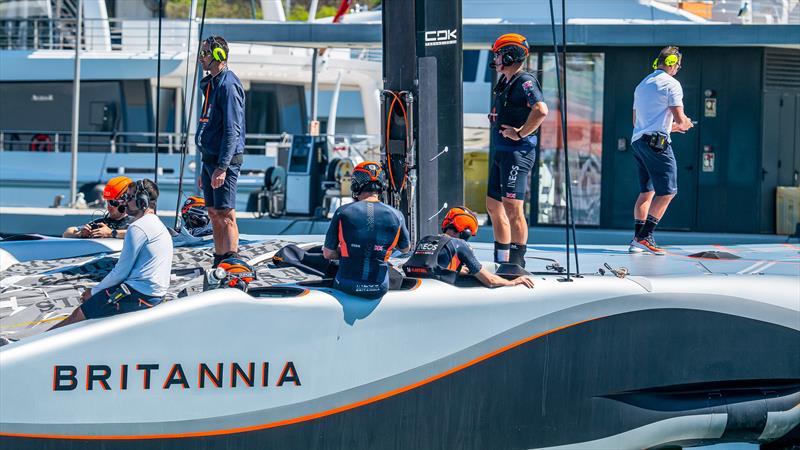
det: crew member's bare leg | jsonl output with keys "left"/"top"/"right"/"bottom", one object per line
{"left": 633, "top": 191, "right": 655, "bottom": 221}
{"left": 210, "top": 207, "right": 239, "bottom": 256}
{"left": 647, "top": 194, "right": 675, "bottom": 220}
{"left": 502, "top": 197, "right": 527, "bottom": 244}
{"left": 48, "top": 308, "right": 86, "bottom": 331}
{"left": 487, "top": 197, "right": 510, "bottom": 243}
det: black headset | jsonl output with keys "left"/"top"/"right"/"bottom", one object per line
{"left": 442, "top": 207, "right": 478, "bottom": 241}
{"left": 501, "top": 42, "right": 529, "bottom": 66}
{"left": 133, "top": 180, "right": 151, "bottom": 210}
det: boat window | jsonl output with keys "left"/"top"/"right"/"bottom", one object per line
{"left": 536, "top": 52, "right": 604, "bottom": 226}
{"left": 463, "top": 50, "right": 479, "bottom": 82}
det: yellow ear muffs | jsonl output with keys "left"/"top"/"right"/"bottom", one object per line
{"left": 212, "top": 47, "right": 227, "bottom": 62}
{"left": 664, "top": 54, "right": 679, "bottom": 67}
{"left": 653, "top": 54, "right": 679, "bottom": 70}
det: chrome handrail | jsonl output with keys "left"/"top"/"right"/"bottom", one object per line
{"left": 0, "top": 129, "right": 382, "bottom": 157}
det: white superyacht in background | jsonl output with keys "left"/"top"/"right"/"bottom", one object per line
{"left": 0, "top": 0, "right": 382, "bottom": 211}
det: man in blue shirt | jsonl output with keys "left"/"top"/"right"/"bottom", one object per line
{"left": 404, "top": 206, "right": 533, "bottom": 289}
{"left": 196, "top": 35, "right": 246, "bottom": 267}
{"left": 323, "top": 162, "right": 411, "bottom": 299}
{"left": 487, "top": 33, "right": 548, "bottom": 268}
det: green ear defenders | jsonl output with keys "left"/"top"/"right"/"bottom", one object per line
{"left": 652, "top": 53, "right": 680, "bottom": 70}
{"left": 205, "top": 37, "right": 228, "bottom": 62}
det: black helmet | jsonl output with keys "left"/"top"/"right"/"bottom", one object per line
{"left": 350, "top": 161, "right": 385, "bottom": 196}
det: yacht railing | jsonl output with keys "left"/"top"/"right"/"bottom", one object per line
{"left": 0, "top": 18, "right": 193, "bottom": 52}
{"left": 0, "top": 129, "right": 382, "bottom": 158}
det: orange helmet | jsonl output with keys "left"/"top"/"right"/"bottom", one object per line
{"left": 492, "top": 33, "right": 529, "bottom": 67}
{"left": 351, "top": 161, "right": 385, "bottom": 195}
{"left": 492, "top": 33, "right": 529, "bottom": 55}
{"left": 102, "top": 176, "right": 133, "bottom": 200}
{"left": 216, "top": 257, "right": 256, "bottom": 291}
{"left": 441, "top": 206, "right": 479, "bottom": 240}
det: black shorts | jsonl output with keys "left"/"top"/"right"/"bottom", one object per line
{"left": 80, "top": 283, "right": 161, "bottom": 319}
{"left": 487, "top": 148, "right": 535, "bottom": 201}
{"left": 201, "top": 162, "right": 241, "bottom": 210}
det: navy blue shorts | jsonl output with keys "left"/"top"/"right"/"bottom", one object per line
{"left": 201, "top": 162, "right": 241, "bottom": 210}
{"left": 487, "top": 148, "right": 535, "bottom": 201}
{"left": 80, "top": 283, "right": 161, "bottom": 319}
{"left": 631, "top": 137, "right": 678, "bottom": 196}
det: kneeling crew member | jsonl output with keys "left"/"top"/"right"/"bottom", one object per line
{"left": 50, "top": 179, "right": 173, "bottom": 330}
{"left": 323, "top": 162, "right": 410, "bottom": 299}
{"left": 404, "top": 207, "right": 534, "bottom": 289}
{"left": 62, "top": 176, "right": 134, "bottom": 239}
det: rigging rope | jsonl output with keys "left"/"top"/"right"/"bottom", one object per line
{"left": 549, "top": 0, "right": 581, "bottom": 278}
{"left": 562, "top": 0, "right": 580, "bottom": 275}
{"left": 153, "top": 0, "right": 163, "bottom": 188}
{"left": 173, "top": 0, "right": 209, "bottom": 229}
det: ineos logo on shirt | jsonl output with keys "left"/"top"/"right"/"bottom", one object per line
{"left": 418, "top": 242, "right": 438, "bottom": 251}
{"left": 424, "top": 29, "right": 458, "bottom": 47}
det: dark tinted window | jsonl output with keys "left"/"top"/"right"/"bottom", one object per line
{"left": 463, "top": 50, "right": 479, "bottom": 82}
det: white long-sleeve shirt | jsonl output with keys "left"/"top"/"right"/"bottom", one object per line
{"left": 92, "top": 214, "right": 173, "bottom": 297}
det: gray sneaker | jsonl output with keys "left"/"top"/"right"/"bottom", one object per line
{"left": 630, "top": 235, "right": 666, "bottom": 255}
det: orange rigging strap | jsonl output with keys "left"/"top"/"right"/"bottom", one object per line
{"left": 384, "top": 91, "right": 410, "bottom": 192}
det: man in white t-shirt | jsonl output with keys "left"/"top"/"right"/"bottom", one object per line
{"left": 629, "top": 46, "right": 694, "bottom": 255}
{"left": 50, "top": 179, "right": 173, "bottom": 330}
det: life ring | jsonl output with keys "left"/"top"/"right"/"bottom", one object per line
{"left": 30, "top": 134, "right": 54, "bottom": 152}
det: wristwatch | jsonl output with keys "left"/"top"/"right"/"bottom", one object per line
{"left": 111, "top": 229, "right": 118, "bottom": 239}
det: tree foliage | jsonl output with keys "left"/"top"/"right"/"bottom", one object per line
{"left": 166, "top": 0, "right": 380, "bottom": 20}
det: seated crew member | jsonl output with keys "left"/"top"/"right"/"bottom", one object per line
{"left": 62, "top": 176, "right": 135, "bottom": 239}
{"left": 323, "top": 161, "right": 411, "bottom": 299}
{"left": 50, "top": 179, "right": 173, "bottom": 330}
{"left": 404, "top": 206, "right": 534, "bottom": 289}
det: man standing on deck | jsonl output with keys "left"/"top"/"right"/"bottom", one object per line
{"left": 197, "top": 35, "right": 246, "bottom": 268}
{"left": 487, "top": 33, "right": 548, "bottom": 268}
{"left": 323, "top": 162, "right": 411, "bottom": 299}
{"left": 629, "top": 46, "right": 693, "bottom": 255}
{"left": 50, "top": 179, "right": 173, "bottom": 330}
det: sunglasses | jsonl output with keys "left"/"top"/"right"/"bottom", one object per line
{"left": 198, "top": 49, "right": 212, "bottom": 59}
{"left": 108, "top": 199, "right": 123, "bottom": 207}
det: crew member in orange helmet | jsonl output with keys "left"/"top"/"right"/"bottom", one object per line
{"left": 486, "top": 33, "right": 548, "bottom": 268}
{"left": 62, "top": 176, "right": 135, "bottom": 239}
{"left": 403, "top": 206, "right": 533, "bottom": 288}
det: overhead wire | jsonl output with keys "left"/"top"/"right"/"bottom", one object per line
{"left": 173, "top": 0, "right": 209, "bottom": 230}
{"left": 562, "top": 0, "right": 580, "bottom": 275}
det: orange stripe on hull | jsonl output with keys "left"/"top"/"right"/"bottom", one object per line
{"left": 0, "top": 317, "right": 600, "bottom": 440}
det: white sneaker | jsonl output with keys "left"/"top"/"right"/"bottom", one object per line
{"left": 628, "top": 239, "right": 644, "bottom": 253}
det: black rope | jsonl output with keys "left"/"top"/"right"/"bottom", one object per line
{"left": 154, "top": 0, "right": 163, "bottom": 187}
{"left": 548, "top": 0, "right": 579, "bottom": 279}
{"left": 562, "top": 0, "right": 580, "bottom": 275}
{"left": 174, "top": 0, "right": 209, "bottom": 229}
